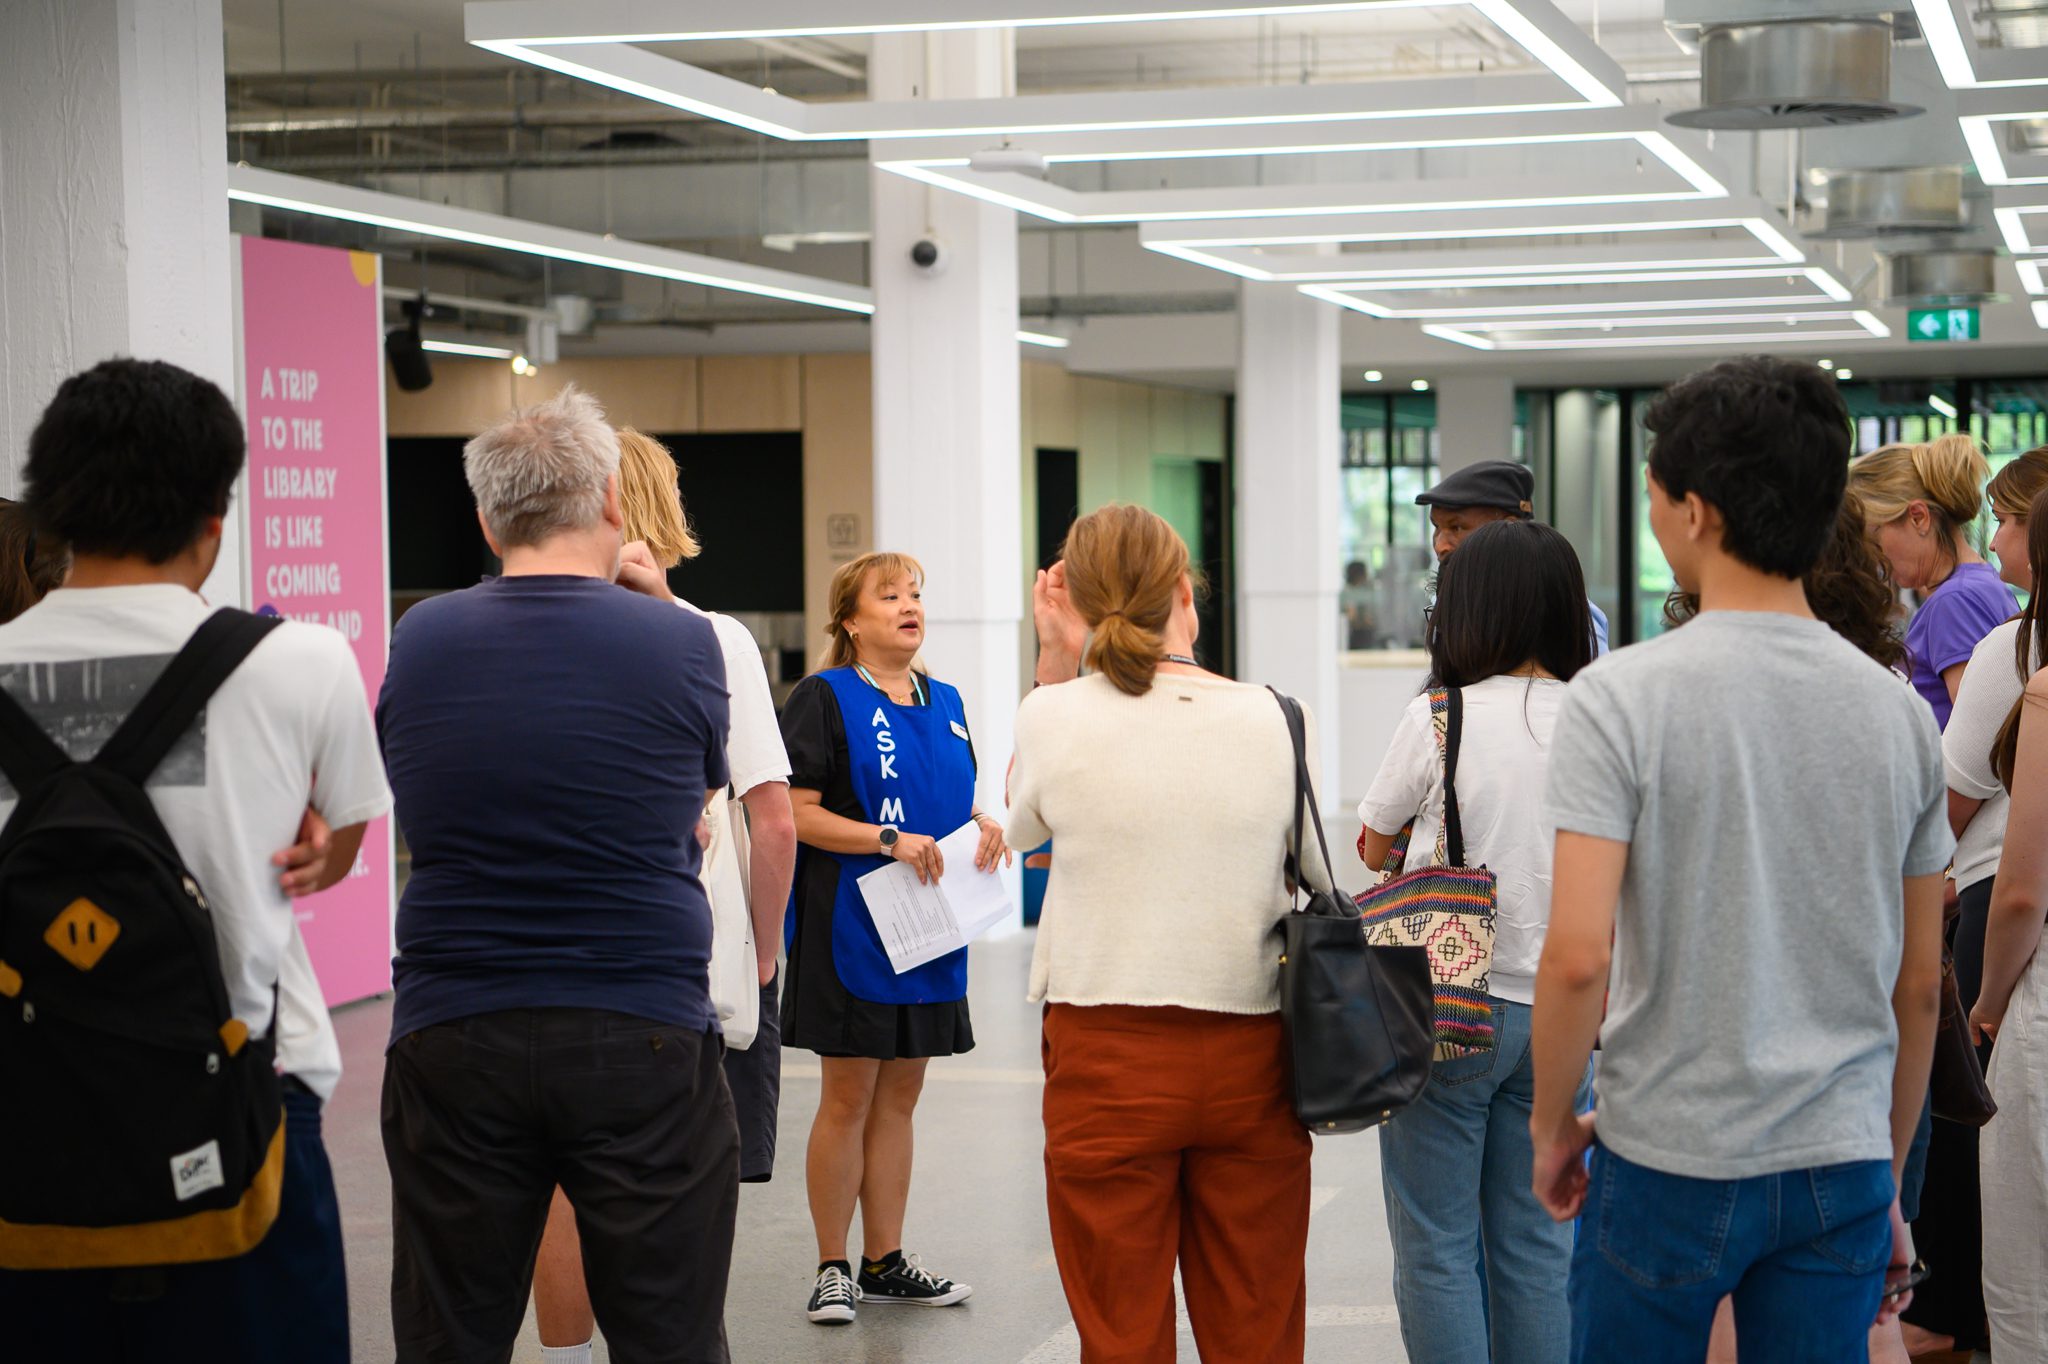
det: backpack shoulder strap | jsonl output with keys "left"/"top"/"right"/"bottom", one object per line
{"left": 0, "top": 678, "right": 76, "bottom": 793}
{"left": 93, "top": 610, "right": 284, "bottom": 785}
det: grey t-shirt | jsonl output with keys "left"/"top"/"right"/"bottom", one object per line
{"left": 1546, "top": 612, "right": 1952, "bottom": 1180}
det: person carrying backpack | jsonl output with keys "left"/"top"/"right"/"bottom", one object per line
{"left": 0, "top": 359, "right": 391, "bottom": 1364}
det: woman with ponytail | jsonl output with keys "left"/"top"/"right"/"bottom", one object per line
{"left": 1010, "top": 503, "right": 1329, "bottom": 1364}
{"left": 1971, "top": 479, "right": 2048, "bottom": 1360}
{"left": 1849, "top": 433, "right": 2016, "bottom": 727}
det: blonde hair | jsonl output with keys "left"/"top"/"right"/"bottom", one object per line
{"left": 614, "top": 428, "right": 701, "bottom": 570}
{"left": 1060, "top": 504, "right": 1194, "bottom": 698}
{"left": 1988, "top": 446, "right": 2048, "bottom": 521}
{"left": 1847, "top": 433, "right": 1991, "bottom": 554}
{"left": 463, "top": 384, "right": 619, "bottom": 549}
{"left": 822, "top": 551, "right": 925, "bottom": 670}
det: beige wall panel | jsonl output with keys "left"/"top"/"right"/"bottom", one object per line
{"left": 513, "top": 357, "right": 699, "bottom": 432}
{"left": 1025, "top": 359, "right": 1080, "bottom": 451}
{"left": 385, "top": 360, "right": 519, "bottom": 437}
{"left": 1075, "top": 377, "right": 1127, "bottom": 513}
{"left": 801, "top": 353, "right": 874, "bottom": 659}
{"left": 700, "top": 355, "right": 802, "bottom": 432}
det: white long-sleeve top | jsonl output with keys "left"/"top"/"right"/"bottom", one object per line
{"left": 1007, "top": 672, "right": 1332, "bottom": 1015}
{"left": 1945, "top": 620, "right": 2034, "bottom": 892}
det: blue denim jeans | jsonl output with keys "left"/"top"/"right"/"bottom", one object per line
{"left": 1570, "top": 1146, "right": 1894, "bottom": 1364}
{"left": 1380, "top": 998, "right": 1593, "bottom": 1364}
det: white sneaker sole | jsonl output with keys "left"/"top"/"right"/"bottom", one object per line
{"left": 806, "top": 1305, "right": 857, "bottom": 1325}
{"left": 862, "top": 1285, "right": 972, "bottom": 1308}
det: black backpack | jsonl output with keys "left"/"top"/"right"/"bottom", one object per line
{"left": 0, "top": 609, "right": 286, "bottom": 1270}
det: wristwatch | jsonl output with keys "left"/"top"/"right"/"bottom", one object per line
{"left": 878, "top": 825, "right": 900, "bottom": 856}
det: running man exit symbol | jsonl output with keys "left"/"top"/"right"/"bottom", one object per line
{"left": 1907, "top": 307, "right": 1979, "bottom": 342}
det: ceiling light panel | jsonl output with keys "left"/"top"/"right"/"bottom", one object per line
{"left": 1960, "top": 91, "right": 2048, "bottom": 186}
{"left": 1992, "top": 186, "right": 2048, "bottom": 251}
{"left": 1301, "top": 267, "right": 1852, "bottom": 318}
{"left": 467, "top": 0, "right": 1627, "bottom": 139}
{"left": 874, "top": 110, "right": 1729, "bottom": 224}
{"left": 1424, "top": 308, "right": 1890, "bottom": 350}
{"left": 1910, "top": 0, "right": 2048, "bottom": 89}
{"left": 1137, "top": 196, "right": 1797, "bottom": 281}
{"left": 228, "top": 165, "right": 875, "bottom": 314}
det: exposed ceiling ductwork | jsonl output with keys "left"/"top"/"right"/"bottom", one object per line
{"left": 1667, "top": 18, "right": 1920, "bottom": 129}
{"left": 1809, "top": 165, "right": 1970, "bottom": 237}
{"left": 1882, "top": 248, "right": 2003, "bottom": 306}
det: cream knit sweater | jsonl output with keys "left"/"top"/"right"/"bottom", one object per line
{"left": 1007, "top": 672, "right": 1331, "bottom": 1015}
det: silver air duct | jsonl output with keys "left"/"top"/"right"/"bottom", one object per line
{"left": 1809, "top": 166, "right": 1969, "bottom": 239}
{"left": 1667, "top": 19, "right": 1921, "bottom": 129}
{"left": 1882, "top": 249, "right": 2002, "bottom": 306}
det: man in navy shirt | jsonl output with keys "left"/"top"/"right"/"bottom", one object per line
{"left": 377, "top": 386, "right": 735, "bottom": 1364}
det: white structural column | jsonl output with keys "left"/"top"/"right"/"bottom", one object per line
{"left": 869, "top": 31, "right": 1023, "bottom": 822}
{"left": 1237, "top": 282, "right": 1341, "bottom": 796}
{"left": 0, "top": 0, "right": 239, "bottom": 600}
{"left": 1434, "top": 374, "right": 1518, "bottom": 477}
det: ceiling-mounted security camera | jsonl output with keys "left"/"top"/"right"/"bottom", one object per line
{"left": 910, "top": 238, "right": 948, "bottom": 276}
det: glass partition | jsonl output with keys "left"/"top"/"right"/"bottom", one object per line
{"left": 1339, "top": 392, "right": 1438, "bottom": 649}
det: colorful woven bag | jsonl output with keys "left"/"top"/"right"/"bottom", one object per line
{"left": 1354, "top": 687, "right": 1498, "bottom": 1055}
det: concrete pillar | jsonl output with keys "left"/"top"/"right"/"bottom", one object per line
{"left": 0, "top": 0, "right": 239, "bottom": 602}
{"left": 868, "top": 31, "right": 1023, "bottom": 824}
{"left": 1237, "top": 281, "right": 1341, "bottom": 797}
{"left": 1434, "top": 373, "right": 1518, "bottom": 477}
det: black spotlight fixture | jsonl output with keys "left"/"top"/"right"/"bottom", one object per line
{"left": 385, "top": 296, "right": 433, "bottom": 392}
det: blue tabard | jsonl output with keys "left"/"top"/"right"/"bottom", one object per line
{"left": 804, "top": 666, "right": 976, "bottom": 1005}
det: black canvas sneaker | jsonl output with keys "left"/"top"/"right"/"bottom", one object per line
{"left": 806, "top": 1264, "right": 860, "bottom": 1324}
{"left": 859, "top": 1252, "right": 972, "bottom": 1307}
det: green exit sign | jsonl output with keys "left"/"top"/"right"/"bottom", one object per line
{"left": 1908, "top": 307, "right": 1980, "bottom": 342}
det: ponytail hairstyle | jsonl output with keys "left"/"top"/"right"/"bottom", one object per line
{"left": 821, "top": 550, "right": 925, "bottom": 671}
{"left": 1987, "top": 444, "right": 2048, "bottom": 522}
{"left": 1991, "top": 483, "right": 2048, "bottom": 790}
{"left": 1847, "top": 432, "right": 1992, "bottom": 573}
{"left": 1058, "top": 503, "right": 1198, "bottom": 697}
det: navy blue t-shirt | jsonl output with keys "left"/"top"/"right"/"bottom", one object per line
{"left": 377, "top": 575, "right": 730, "bottom": 1044}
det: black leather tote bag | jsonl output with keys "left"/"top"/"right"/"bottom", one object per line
{"left": 1269, "top": 689, "right": 1436, "bottom": 1134}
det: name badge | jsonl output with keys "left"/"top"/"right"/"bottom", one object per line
{"left": 950, "top": 721, "right": 970, "bottom": 741}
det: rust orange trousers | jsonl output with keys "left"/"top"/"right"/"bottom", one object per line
{"left": 1041, "top": 1002, "right": 1312, "bottom": 1364}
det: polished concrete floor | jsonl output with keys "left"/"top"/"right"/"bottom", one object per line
{"left": 328, "top": 931, "right": 1408, "bottom": 1363}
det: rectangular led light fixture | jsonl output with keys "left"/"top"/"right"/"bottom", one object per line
{"left": 2020, "top": 259, "right": 2046, "bottom": 295}
{"left": 1301, "top": 266, "right": 1852, "bottom": 318}
{"left": 228, "top": 165, "right": 875, "bottom": 314}
{"left": 2035, "top": 299, "right": 2048, "bottom": 329}
{"left": 1017, "top": 330, "right": 1072, "bottom": 348}
{"left": 876, "top": 112, "right": 1729, "bottom": 224}
{"left": 1910, "top": 0, "right": 2048, "bottom": 89}
{"left": 1993, "top": 187, "right": 2048, "bottom": 253}
{"left": 1424, "top": 308, "right": 1890, "bottom": 350}
{"left": 1959, "top": 91, "right": 2048, "bottom": 186}
{"left": 422, "top": 338, "right": 518, "bottom": 358}
{"left": 467, "top": 0, "right": 1627, "bottom": 140}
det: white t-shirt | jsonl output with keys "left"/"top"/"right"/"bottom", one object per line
{"left": 0, "top": 586, "right": 391, "bottom": 1101}
{"left": 679, "top": 601, "right": 790, "bottom": 797}
{"left": 1356, "top": 674, "right": 1567, "bottom": 1005}
{"left": 1944, "top": 619, "right": 2032, "bottom": 891}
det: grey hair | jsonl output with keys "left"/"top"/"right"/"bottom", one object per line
{"left": 462, "top": 384, "right": 621, "bottom": 548}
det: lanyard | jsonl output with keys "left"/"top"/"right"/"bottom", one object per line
{"left": 1164, "top": 653, "right": 1200, "bottom": 668}
{"left": 856, "top": 664, "right": 925, "bottom": 707}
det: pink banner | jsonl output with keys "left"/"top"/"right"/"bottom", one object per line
{"left": 239, "top": 236, "right": 393, "bottom": 1008}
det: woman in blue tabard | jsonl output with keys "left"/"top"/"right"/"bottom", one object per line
{"left": 779, "top": 550, "right": 1011, "bottom": 1327}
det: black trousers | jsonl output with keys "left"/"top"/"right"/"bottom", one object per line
{"left": 722, "top": 968, "right": 782, "bottom": 1183}
{"left": 1901, "top": 880, "right": 1993, "bottom": 1350}
{"left": 382, "top": 1008, "right": 739, "bottom": 1364}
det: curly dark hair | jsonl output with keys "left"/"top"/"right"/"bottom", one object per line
{"left": 1665, "top": 491, "right": 1905, "bottom": 670}
{"left": 25, "top": 358, "right": 244, "bottom": 564}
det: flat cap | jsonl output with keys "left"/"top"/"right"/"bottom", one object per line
{"left": 1416, "top": 460, "right": 1535, "bottom": 518}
